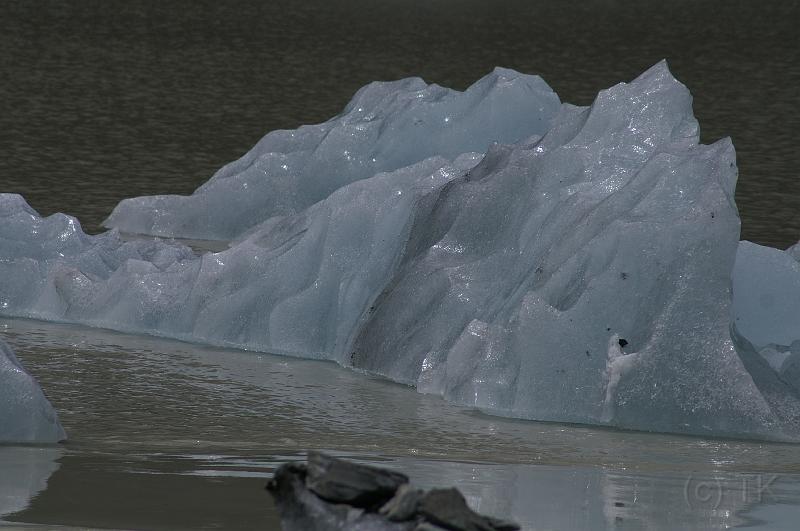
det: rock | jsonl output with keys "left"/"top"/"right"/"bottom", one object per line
{"left": 414, "top": 523, "right": 451, "bottom": 531}
{"left": 418, "top": 488, "right": 519, "bottom": 531}
{"left": 266, "top": 462, "right": 348, "bottom": 531}
{"left": 380, "top": 484, "right": 425, "bottom": 521}
{"left": 306, "top": 451, "right": 410, "bottom": 509}
{"left": 267, "top": 460, "right": 414, "bottom": 531}
{"left": 483, "top": 517, "right": 523, "bottom": 531}
{"left": 266, "top": 453, "right": 520, "bottom": 531}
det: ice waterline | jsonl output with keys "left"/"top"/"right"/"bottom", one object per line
{"left": 2, "top": 61, "right": 799, "bottom": 443}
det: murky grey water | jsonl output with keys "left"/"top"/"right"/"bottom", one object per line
{"left": 3, "top": 317, "right": 800, "bottom": 530}
{"left": 1, "top": 0, "right": 799, "bottom": 248}
{"left": 2, "top": 0, "right": 800, "bottom": 529}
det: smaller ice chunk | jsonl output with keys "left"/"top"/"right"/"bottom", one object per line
{"left": 733, "top": 241, "right": 800, "bottom": 349}
{"left": 0, "top": 337, "right": 66, "bottom": 443}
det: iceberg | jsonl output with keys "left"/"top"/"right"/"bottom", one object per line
{"left": 2, "top": 62, "right": 799, "bottom": 441}
{"left": 733, "top": 240, "right": 800, "bottom": 349}
{"left": 731, "top": 241, "right": 800, "bottom": 400}
{"left": 0, "top": 337, "right": 66, "bottom": 443}
{"left": 103, "top": 69, "right": 560, "bottom": 241}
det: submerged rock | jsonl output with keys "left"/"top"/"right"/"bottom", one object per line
{"left": 0, "top": 337, "right": 65, "bottom": 443}
{"left": 266, "top": 453, "right": 519, "bottom": 531}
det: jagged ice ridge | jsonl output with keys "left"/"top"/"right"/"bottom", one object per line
{"left": 104, "top": 68, "right": 560, "bottom": 241}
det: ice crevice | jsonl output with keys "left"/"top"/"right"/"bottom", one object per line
{"left": 2, "top": 60, "right": 800, "bottom": 441}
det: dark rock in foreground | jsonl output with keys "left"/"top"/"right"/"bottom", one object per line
{"left": 306, "top": 451, "right": 410, "bottom": 510}
{"left": 267, "top": 452, "right": 520, "bottom": 531}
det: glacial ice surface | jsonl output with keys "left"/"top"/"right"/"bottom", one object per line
{"left": 0, "top": 337, "right": 66, "bottom": 443}
{"left": 104, "top": 68, "right": 560, "bottom": 241}
{"left": 2, "top": 62, "right": 800, "bottom": 441}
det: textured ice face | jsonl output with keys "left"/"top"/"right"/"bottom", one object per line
{"left": 0, "top": 337, "right": 66, "bottom": 443}
{"left": 0, "top": 155, "right": 480, "bottom": 359}
{"left": 103, "top": 68, "right": 560, "bottom": 241}
{"left": 350, "top": 62, "right": 797, "bottom": 439}
{"left": 2, "top": 62, "right": 799, "bottom": 441}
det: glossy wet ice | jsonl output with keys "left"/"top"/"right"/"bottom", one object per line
{"left": 2, "top": 317, "right": 800, "bottom": 530}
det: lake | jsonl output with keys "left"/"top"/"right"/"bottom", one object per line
{"left": 4, "top": 317, "right": 800, "bottom": 530}
{"left": 1, "top": 0, "right": 799, "bottom": 529}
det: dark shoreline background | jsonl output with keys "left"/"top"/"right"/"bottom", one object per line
{"left": 1, "top": 0, "right": 798, "bottom": 248}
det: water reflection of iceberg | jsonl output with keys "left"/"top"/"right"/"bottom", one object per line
{"left": 377, "top": 458, "right": 800, "bottom": 531}
{"left": 0, "top": 446, "right": 62, "bottom": 522}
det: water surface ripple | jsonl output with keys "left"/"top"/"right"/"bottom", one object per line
{"left": 2, "top": 318, "right": 800, "bottom": 530}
